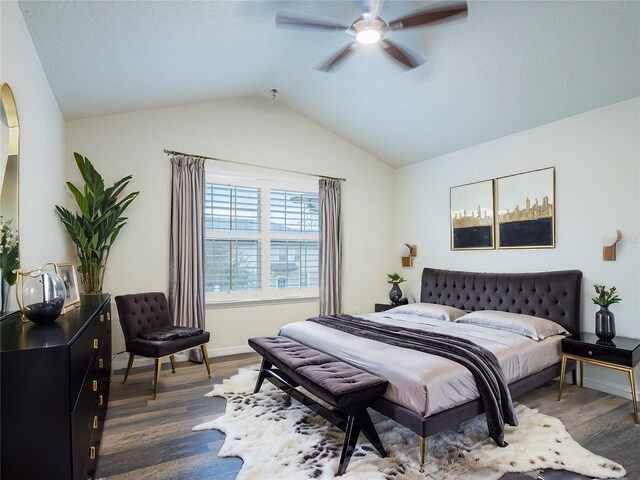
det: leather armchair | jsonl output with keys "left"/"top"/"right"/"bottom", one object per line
{"left": 115, "top": 292, "right": 211, "bottom": 399}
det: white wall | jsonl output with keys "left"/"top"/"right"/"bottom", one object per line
{"left": 0, "top": 1, "right": 68, "bottom": 270}
{"left": 66, "top": 97, "right": 395, "bottom": 357}
{"left": 395, "top": 97, "right": 640, "bottom": 398}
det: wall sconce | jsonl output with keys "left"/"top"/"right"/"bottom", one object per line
{"left": 401, "top": 244, "right": 417, "bottom": 267}
{"left": 602, "top": 230, "right": 622, "bottom": 261}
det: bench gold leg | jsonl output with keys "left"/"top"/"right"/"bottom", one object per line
{"left": 169, "top": 354, "right": 177, "bottom": 373}
{"left": 419, "top": 436, "right": 426, "bottom": 473}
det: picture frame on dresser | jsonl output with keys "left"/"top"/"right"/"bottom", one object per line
{"left": 56, "top": 262, "right": 81, "bottom": 313}
{"left": 450, "top": 179, "right": 495, "bottom": 250}
{"left": 496, "top": 167, "right": 555, "bottom": 249}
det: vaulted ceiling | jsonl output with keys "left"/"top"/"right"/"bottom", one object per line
{"left": 19, "top": 1, "right": 640, "bottom": 167}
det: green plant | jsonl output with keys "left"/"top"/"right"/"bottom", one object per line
{"left": 387, "top": 273, "right": 406, "bottom": 284}
{"left": 0, "top": 218, "right": 19, "bottom": 286}
{"left": 592, "top": 285, "right": 621, "bottom": 308}
{"left": 56, "top": 153, "right": 139, "bottom": 293}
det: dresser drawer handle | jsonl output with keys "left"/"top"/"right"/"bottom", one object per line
{"left": 99, "top": 358, "right": 104, "bottom": 369}
{"left": 89, "top": 446, "right": 96, "bottom": 460}
{"left": 588, "top": 350, "right": 593, "bottom": 356}
{"left": 107, "top": 312, "right": 111, "bottom": 321}
{"left": 93, "top": 338, "right": 99, "bottom": 349}
{"left": 100, "top": 314, "right": 104, "bottom": 322}
{"left": 93, "top": 416, "right": 99, "bottom": 429}
{"left": 98, "top": 394, "right": 104, "bottom": 406}
{"left": 93, "top": 380, "right": 98, "bottom": 392}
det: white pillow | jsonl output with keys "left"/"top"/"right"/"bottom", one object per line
{"left": 455, "top": 310, "right": 568, "bottom": 340}
{"left": 387, "top": 303, "right": 467, "bottom": 322}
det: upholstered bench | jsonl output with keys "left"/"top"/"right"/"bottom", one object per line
{"left": 248, "top": 336, "right": 388, "bottom": 476}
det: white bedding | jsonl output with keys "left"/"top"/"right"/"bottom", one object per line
{"left": 279, "top": 311, "right": 563, "bottom": 417}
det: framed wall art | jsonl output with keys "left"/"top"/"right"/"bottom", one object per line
{"left": 450, "top": 179, "right": 495, "bottom": 250}
{"left": 55, "top": 263, "right": 81, "bottom": 313}
{"left": 496, "top": 167, "right": 555, "bottom": 249}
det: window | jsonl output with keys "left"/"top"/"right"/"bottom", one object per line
{"left": 205, "top": 173, "right": 319, "bottom": 302}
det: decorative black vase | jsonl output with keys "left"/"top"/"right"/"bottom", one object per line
{"left": 389, "top": 283, "right": 402, "bottom": 305}
{"left": 595, "top": 306, "right": 616, "bottom": 341}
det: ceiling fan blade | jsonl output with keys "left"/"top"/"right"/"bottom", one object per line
{"left": 276, "top": 12, "right": 350, "bottom": 32}
{"left": 380, "top": 40, "right": 422, "bottom": 69}
{"left": 388, "top": 2, "right": 467, "bottom": 30}
{"left": 317, "top": 44, "right": 356, "bottom": 72}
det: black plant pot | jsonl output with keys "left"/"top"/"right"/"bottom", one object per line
{"left": 389, "top": 283, "right": 402, "bottom": 305}
{"left": 595, "top": 306, "right": 616, "bottom": 341}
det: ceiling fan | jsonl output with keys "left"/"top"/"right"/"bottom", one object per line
{"left": 276, "top": 1, "right": 468, "bottom": 72}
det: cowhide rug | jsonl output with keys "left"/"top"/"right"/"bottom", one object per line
{"left": 194, "top": 368, "right": 626, "bottom": 480}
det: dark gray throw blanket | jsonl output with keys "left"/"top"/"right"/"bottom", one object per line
{"left": 307, "top": 314, "right": 518, "bottom": 447}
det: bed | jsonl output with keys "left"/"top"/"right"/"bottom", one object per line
{"left": 279, "top": 267, "right": 583, "bottom": 468}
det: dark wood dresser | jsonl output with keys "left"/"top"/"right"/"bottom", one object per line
{"left": 1, "top": 294, "right": 112, "bottom": 480}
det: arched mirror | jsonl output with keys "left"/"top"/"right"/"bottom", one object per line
{"left": 0, "top": 83, "right": 20, "bottom": 318}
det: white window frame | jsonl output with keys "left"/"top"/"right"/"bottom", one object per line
{"left": 205, "top": 171, "right": 319, "bottom": 304}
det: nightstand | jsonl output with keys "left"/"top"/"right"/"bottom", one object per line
{"left": 558, "top": 332, "right": 640, "bottom": 424}
{"left": 374, "top": 303, "right": 394, "bottom": 312}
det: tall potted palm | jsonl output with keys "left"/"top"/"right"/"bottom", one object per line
{"left": 56, "top": 153, "right": 139, "bottom": 294}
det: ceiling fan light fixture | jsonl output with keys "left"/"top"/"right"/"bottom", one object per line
{"left": 356, "top": 28, "right": 382, "bottom": 45}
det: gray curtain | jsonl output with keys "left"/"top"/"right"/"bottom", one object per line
{"left": 169, "top": 154, "right": 206, "bottom": 362}
{"left": 319, "top": 178, "right": 342, "bottom": 315}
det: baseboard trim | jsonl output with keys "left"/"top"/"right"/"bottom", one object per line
{"left": 111, "top": 345, "right": 254, "bottom": 371}
{"left": 210, "top": 345, "right": 254, "bottom": 358}
{"left": 583, "top": 376, "right": 639, "bottom": 401}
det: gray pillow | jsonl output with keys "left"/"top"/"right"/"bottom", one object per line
{"left": 455, "top": 310, "right": 568, "bottom": 340}
{"left": 387, "top": 303, "right": 467, "bottom": 322}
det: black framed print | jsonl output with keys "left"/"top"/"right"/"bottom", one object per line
{"left": 496, "top": 167, "right": 555, "bottom": 249}
{"left": 450, "top": 179, "right": 495, "bottom": 250}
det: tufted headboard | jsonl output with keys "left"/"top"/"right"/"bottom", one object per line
{"left": 420, "top": 267, "right": 583, "bottom": 334}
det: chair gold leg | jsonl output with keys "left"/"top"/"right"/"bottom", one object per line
{"left": 122, "top": 353, "right": 135, "bottom": 385}
{"left": 153, "top": 358, "right": 162, "bottom": 400}
{"left": 558, "top": 355, "right": 567, "bottom": 401}
{"left": 169, "top": 354, "right": 176, "bottom": 373}
{"left": 419, "top": 436, "right": 426, "bottom": 473}
{"left": 201, "top": 344, "right": 212, "bottom": 379}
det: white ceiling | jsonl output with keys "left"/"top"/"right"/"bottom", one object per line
{"left": 19, "top": 0, "right": 640, "bottom": 167}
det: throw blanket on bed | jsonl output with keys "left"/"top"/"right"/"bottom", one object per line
{"left": 307, "top": 314, "right": 517, "bottom": 447}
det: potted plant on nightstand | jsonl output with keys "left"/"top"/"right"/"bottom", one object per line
{"left": 592, "top": 285, "right": 621, "bottom": 342}
{"left": 387, "top": 273, "right": 406, "bottom": 305}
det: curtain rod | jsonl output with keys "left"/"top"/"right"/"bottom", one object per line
{"left": 164, "top": 149, "right": 346, "bottom": 182}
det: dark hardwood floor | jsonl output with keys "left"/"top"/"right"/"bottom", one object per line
{"left": 96, "top": 354, "right": 640, "bottom": 479}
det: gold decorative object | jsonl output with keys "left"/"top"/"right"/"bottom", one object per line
{"left": 603, "top": 230, "right": 622, "bottom": 261}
